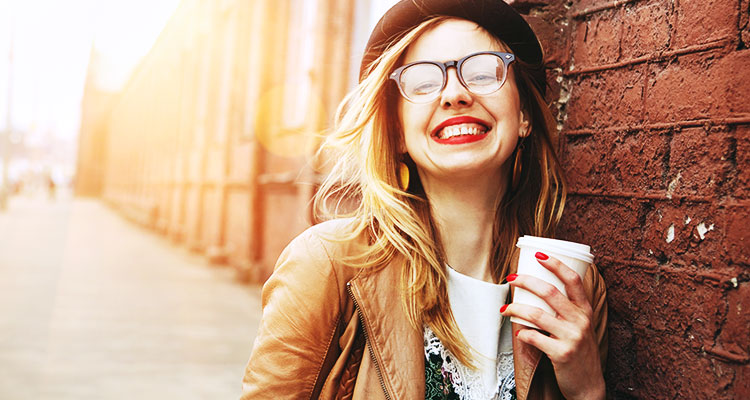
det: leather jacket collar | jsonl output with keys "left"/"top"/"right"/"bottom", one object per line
{"left": 348, "top": 254, "right": 543, "bottom": 399}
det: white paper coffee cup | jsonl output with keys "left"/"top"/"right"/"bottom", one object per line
{"left": 511, "top": 236, "right": 594, "bottom": 329}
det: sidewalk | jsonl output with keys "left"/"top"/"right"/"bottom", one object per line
{"left": 0, "top": 193, "right": 263, "bottom": 399}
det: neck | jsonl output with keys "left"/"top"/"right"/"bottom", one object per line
{"left": 420, "top": 169, "right": 507, "bottom": 283}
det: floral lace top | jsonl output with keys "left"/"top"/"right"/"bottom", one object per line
{"left": 424, "top": 325, "right": 516, "bottom": 400}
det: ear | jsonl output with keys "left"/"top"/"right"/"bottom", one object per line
{"left": 519, "top": 109, "right": 531, "bottom": 138}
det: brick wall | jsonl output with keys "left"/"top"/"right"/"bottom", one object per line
{"left": 519, "top": 0, "right": 749, "bottom": 398}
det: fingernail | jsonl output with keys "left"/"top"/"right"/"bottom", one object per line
{"left": 500, "top": 304, "right": 508, "bottom": 313}
{"left": 515, "top": 330, "right": 520, "bottom": 337}
{"left": 506, "top": 274, "right": 517, "bottom": 282}
{"left": 535, "top": 252, "right": 549, "bottom": 260}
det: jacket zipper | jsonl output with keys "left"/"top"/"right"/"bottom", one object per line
{"left": 346, "top": 282, "right": 392, "bottom": 400}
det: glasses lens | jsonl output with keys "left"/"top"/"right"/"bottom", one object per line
{"left": 461, "top": 53, "right": 505, "bottom": 95}
{"left": 399, "top": 63, "right": 443, "bottom": 102}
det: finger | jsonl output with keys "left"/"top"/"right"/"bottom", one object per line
{"left": 534, "top": 252, "right": 589, "bottom": 308}
{"left": 501, "top": 302, "right": 564, "bottom": 334}
{"left": 507, "top": 273, "right": 578, "bottom": 318}
{"left": 515, "top": 328, "right": 561, "bottom": 359}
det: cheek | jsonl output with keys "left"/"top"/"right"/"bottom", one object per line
{"left": 398, "top": 102, "right": 429, "bottom": 139}
{"left": 487, "top": 93, "right": 522, "bottom": 128}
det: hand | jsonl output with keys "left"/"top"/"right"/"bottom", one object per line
{"left": 500, "top": 252, "right": 605, "bottom": 400}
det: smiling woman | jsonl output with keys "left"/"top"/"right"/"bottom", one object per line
{"left": 397, "top": 22, "right": 528, "bottom": 185}
{"left": 241, "top": 1, "right": 608, "bottom": 399}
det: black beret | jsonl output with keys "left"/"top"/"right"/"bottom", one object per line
{"left": 360, "top": 0, "right": 546, "bottom": 94}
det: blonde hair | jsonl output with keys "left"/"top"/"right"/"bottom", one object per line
{"left": 314, "top": 17, "right": 566, "bottom": 368}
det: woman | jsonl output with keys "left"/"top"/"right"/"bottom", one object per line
{"left": 241, "top": 1, "right": 607, "bottom": 399}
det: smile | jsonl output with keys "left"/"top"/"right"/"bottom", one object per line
{"left": 431, "top": 116, "right": 490, "bottom": 144}
{"left": 436, "top": 123, "right": 487, "bottom": 139}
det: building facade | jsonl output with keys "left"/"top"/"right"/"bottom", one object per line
{"left": 78, "top": 0, "right": 401, "bottom": 281}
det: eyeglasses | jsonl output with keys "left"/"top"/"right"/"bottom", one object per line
{"left": 389, "top": 51, "right": 515, "bottom": 103}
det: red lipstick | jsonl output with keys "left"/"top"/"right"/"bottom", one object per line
{"left": 431, "top": 116, "right": 490, "bottom": 145}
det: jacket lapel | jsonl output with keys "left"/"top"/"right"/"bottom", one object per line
{"left": 348, "top": 258, "right": 425, "bottom": 399}
{"left": 348, "top": 249, "right": 544, "bottom": 400}
{"left": 511, "top": 316, "right": 544, "bottom": 399}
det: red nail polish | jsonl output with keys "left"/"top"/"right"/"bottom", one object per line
{"left": 506, "top": 274, "right": 517, "bottom": 282}
{"left": 515, "top": 330, "right": 520, "bottom": 337}
{"left": 500, "top": 304, "right": 508, "bottom": 313}
{"left": 535, "top": 252, "right": 549, "bottom": 260}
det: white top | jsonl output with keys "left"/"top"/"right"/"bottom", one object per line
{"left": 445, "top": 265, "right": 511, "bottom": 398}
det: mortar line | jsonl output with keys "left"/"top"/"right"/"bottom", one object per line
{"left": 702, "top": 342, "right": 750, "bottom": 364}
{"left": 570, "top": 0, "right": 639, "bottom": 19}
{"left": 567, "top": 188, "right": 711, "bottom": 202}
{"left": 564, "top": 39, "right": 730, "bottom": 76}
{"left": 596, "top": 256, "right": 738, "bottom": 287}
{"left": 562, "top": 116, "right": 750, "bottom": 136}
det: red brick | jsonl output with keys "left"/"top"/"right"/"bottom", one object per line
{"left": 724, "top": 204, "right": 750, "bottom": 263}
{"left": 608, "top": 316, "right": 721, "bottom": 397}
{"left": 562, "top": 135, "right": 607, "bottom": 191}
{"left": 608, "top": 264, "right": 725, "bottom": 334}
{"left": 738, "top": 363, "right": 750, "bottom": 399}
{"left": 566, "top": 65, "right": 647, "bottom": 129}
{"left": 654, "top": 273, "right": 725, "bottom": 336}
{"left": 571, "top": 0, "right": 612, "bottom": 13}
{"left": 668, "top": 127, "right": 733, "bottom": 198}
{"left": 674, "top": 0, "right": 739, "bottom": 48}
{"left": 571, "top": 8, "right": 621, "bottom": 69}
{"left": 604, "top": 268, "right": 740, "bottom": 399}
{"left": 716, "top": 282, "right": 750, "bottom": 362}
{"left": 605, "top": 319, "right": 636, "bottom": 395}
{"left": 525, "top": 12, "right": 570, "bottom": 66}
{"left": 601, "top": 263, "right": 657, "bottom": 322}
{"left": 562, "top": 130, "right": 668, "bottom": 193}
{"left": 558, "top": 196, "right": 643, "bottom": 260}
{"left": 619, "top": 0, "right": 671, "bottom": 59}
{"left": 641, "top": 203, "right": 727, "bottom": 267}
{"left": 734, "top": 125, "right": 750, "bottom": 199}
{"left": 629, "top": 331, "right": 736, "bottom": 399}
{"left": 645, "top": 51, "right": 750, "bottom": 123}
{"left": 545, "top": 69, "right": 563, "bottom": 115}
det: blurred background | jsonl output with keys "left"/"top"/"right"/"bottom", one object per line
{"left": 1, "top": 0, "right": 401, "bottom": 279}
{"left": 0, "top": 0, "right": 401, "bottom": 398}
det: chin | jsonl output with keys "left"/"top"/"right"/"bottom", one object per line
{"left": 434, "top": 162, "right": 505, "bottom": 179}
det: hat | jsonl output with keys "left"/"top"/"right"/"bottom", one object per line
{"left": 360, "top": 0, "right": 546, "bottom": 94}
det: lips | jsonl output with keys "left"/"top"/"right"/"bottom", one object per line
{"left": 431, "top": 116, "right": 490, "bottom": 145}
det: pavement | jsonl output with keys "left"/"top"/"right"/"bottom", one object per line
{"left": 0, "top": 191, "right": 263, "bottom": 400}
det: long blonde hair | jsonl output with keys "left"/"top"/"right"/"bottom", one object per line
{"left": 314, "top": 16, "right": 566, "bottom": 368}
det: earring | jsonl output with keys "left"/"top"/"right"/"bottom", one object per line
{"left": 398, "top": 162, "right": 410, "bottom": 191}
{"left": 511, "top": 139, "right": 524, "bottom": 191}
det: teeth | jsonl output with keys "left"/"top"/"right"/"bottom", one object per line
{"left": 438, "top": 123, "right": 487, "bottom": 139}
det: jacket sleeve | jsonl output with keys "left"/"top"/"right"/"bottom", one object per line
{"left": 585, "top": 263, "right": 608, "bottom": 372}
{"left": 240, "top": 228, "right": 343, "bottom": 399}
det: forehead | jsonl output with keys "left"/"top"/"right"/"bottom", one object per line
{"left": 402, "top": 18, "right": 502, "bottom": 64}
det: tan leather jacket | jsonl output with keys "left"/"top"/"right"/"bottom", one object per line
{"left": 241, "top": 219, "right": 608, "bottom": 399}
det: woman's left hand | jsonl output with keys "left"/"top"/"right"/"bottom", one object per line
{"left": 500, "top": 252, "right": 605, "bottom": 400}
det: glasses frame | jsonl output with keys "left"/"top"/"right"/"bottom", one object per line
{"left": 389, "top": 51, "right": 516, "bottom": 104}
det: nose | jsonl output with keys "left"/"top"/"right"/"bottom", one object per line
{"left": 440, "top": 68, "right": 473, "bottom": 108}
